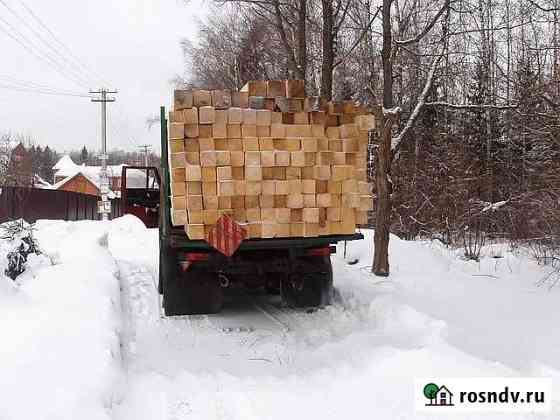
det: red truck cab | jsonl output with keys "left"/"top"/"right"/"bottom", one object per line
{"left": 121, "top": 166, "right": 160, "bottom": 228}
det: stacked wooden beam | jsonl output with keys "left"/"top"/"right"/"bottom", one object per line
{"left": 168, "top": 80, "right": 375, "bottom": 240}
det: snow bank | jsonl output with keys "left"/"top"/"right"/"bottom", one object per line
{"left": 0, "top": 219, "right": 122, "bottom": 420}
{"left": 108, "top": 215, "right": 158, "bottom": 269}
{"left": 338, "top": 230, "right": 560, "bottom": 371}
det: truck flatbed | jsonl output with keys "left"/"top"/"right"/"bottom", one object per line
{"left": 168, "top": 228, "right": 363, "bottom": 250}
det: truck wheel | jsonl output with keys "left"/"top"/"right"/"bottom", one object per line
{"left": 158, "top": 251, "right": 163, "bottom": 294}
{"left": 281, "top": 274, "right": 322, "bottom": 307}
{"left": 159, "top": 242, "right": 175, "bottom": 295}
{"left": 164, "top": 267, "right": 223, "bottom": 316}
{"left": 265, "top": 273, "right": 283, "bottom": 295}
{"left": 321, "top": 256, "right": 334, "bottom": 306}
{"left": 281, "top": 256, "right": 333, "bottom": 308}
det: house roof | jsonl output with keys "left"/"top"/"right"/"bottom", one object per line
{"left": 33, "top": 174, "right": 52, "bottom": 188}
{"left": 52, "top": 155, "right": 125, "bottom": 200}
{"left": 53, "top": 154, "right": 127, "bottom": 180}
{"left": 52, "top": 170, "right": 116, "bottom": 199}
{"left": 84, "top": 164, "right": 127, "bottom": 180}
{"left": 52, "top": 170, "right": 96, "bottom": 190}
{"left": 53, "top": 154, "right": 77, "bottom": 171}
{"left": 436, "top": 385, "right": 453, "bottom": 396}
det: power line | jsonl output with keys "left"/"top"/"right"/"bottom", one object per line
{"left": 0, "top": 74, "right": 92, "bottom": 96}
{"left": 96, "top": 100, "right": 139, "bottom": 152}
{"left": 114, "top": 120, "right": 138, "bottom": 149}
{"left": 0, "top": 1, "right": 140, "bottom": 154}
{"left": 0, "top": 15, "right": 89, "bottom": 89}
{"left": 13, "top": 0, "right": 110, "bottom": 87}
{"left": 0, "top": 0, "right": 94, "bottom": 88}
{"left": 112, "top": 102, "right": 141, "bottom": 149}
{"left": 107, "top": 120, "right": 133, "bottom": 150}
{"left": 0, "top": 1, "right": 142, "bottom": 154}
{"left": 107, "top": 111, "right": 137, "bottom": 150}
{"left": 0, "top": 83, "right": 94, "bottom": 98}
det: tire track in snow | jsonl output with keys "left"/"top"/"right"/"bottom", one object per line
{"left": 250, "top": 300, "right": 291, "bottom": 333}
{"left": 114, "top": 259, "right": 160, "bottom": 371}
{"left": 108, "top": 223, "right": 386, "bottom": 419}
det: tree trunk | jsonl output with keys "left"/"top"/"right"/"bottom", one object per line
{"left": 381, "top": 0, "right": 393, "bottom": 109}
{"left": 296, "top": 0, "right": 307, "bottom": 80}
{"left": 373, "top": 0, "right": 393, "bottom": 276}
{"left": 373, "top": 119, "right": 392, "bottom": 276}
{"left": 273, "top": 0, "right": 300, "bottom": 78}
{"left": 321, "top": 0, "right": 334, "bottom": 100}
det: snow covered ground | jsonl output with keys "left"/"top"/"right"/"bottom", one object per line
{"left": 0, "top": 220, "right": 122, "bottom": 420}
{"left": 0, "top": 216, "right": 558, "bottom": 419}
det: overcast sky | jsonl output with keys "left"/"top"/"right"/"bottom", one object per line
{"left": 0, "top": 0, "right": 207, "bottom": 154}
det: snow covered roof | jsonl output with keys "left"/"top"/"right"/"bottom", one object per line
{"left": 53, "top": 154, "right": 77, "bottom": 171}
{"left": 33, "top": 174, "right": 52, "bottom": 189}
{"left": 51, "top": 170, "right": 116, "bottom": 199}
{"left": 52, "top": 170, "right": 94, "bottom": 190}
{"left": 83, "top": 164, "right": 127, "bottom": 180}
{"left": 53, "top": 154, "right": 127, "bottom": 181}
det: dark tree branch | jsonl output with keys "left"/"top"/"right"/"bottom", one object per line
{"left": 391, "top": 50, "right": 443, "bottom": 160}
{"left": 396, "top": 0, "right": 451, "bottom": 45}
{"left": 333, "top": 6, "right": 382, "bottom": 69}
{"left": 526, "top": 0, "right": 560, "bottom": 12}
{"left": 425, "top": 102, "right": 519, "bottom": 110}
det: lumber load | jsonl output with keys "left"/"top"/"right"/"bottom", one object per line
{"left": 169, "top": 80, "right": 375, "bottom": 240}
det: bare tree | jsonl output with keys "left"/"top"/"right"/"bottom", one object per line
{"left": 180, "top": 0, "right": 560, "bottom": 277}
{"left": 372, "top": 0, "right": 450, "bottom": 276}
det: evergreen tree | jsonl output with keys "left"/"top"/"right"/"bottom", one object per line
{"left": 32, "top": 145, "right": 43, "bottom": 182}
{"left": 80, "top": 146, "right": 88, "bottom": 164}
{"left": 40, "top": 146, "right": 57, "bottom": 183}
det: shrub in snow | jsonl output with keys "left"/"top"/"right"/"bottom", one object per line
{"left": 1, "top": 220, "right": 41, "bottom": 280}
{"left": 461, "top": 227, "right": 485, "bottom": 261}
{"left": 531, "top": 238, "right": 560, "bottom": 288}
{"left": 460, "top": 209, "right": 487, "bottom": 261}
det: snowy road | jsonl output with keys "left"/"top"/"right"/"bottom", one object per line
{"left": 1, "top": 216, "right": 558, "bottom": 420}
{"left": 109, "top": 218, "right": 376, "bottom": 381}
{"left": 105, "top": 216, "right": 560, "bottom": 419}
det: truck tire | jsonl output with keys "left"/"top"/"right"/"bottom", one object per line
{"left": 163, "top": 267, "right": 224, "bottom": 316}
{"left": 159, "top": 242, "right": 175, "bottom": 295}
{"left": 281, "top": 256, "right": 333, "bottom": 308}
{"left": 321, "top": 256, "right": 334, "bottom": 306}
{"left": 265, "top": 273, "right": 283, "bottom": 295}
{"left": 158, "top": 252, "right": 163, "bottom": 294}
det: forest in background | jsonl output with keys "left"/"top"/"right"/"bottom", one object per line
{"left": 0, "top": 132, "right": 160, "bottom": 185}
{"left": 181, "top": 0, "right": 560, "bottom": 277}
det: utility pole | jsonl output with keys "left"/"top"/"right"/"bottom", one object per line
{"left": 90, "top": 88, "right": 117, "bottom": 221}
{"left": 138, "top": 144, "right": 151, "bottom": 166}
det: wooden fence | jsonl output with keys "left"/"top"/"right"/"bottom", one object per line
{"left": 0, "top": 187, "right": 122, "bottom": 223}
